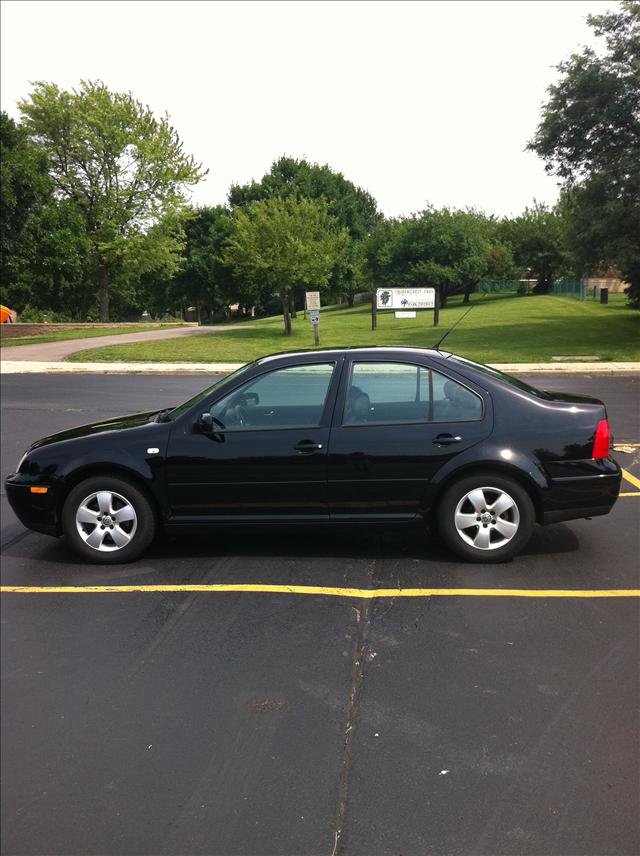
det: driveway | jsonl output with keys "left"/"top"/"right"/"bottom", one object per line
{"left": 1, "top": 373, "right": 639, "bottom": 856}
{"left": 0, "top": 324, "right": 241, "bottom": 362}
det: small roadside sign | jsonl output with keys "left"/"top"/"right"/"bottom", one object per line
{"left": 306, "top": 292, "right": 321, "bottom": 311}
{"left": 310, "top": 309, "right": 320, "bottom": 325}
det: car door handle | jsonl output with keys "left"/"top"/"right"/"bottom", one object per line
{"left": 294, "top": 441, "right": 323, "bottom": 453}
{"left": 433, "top": 433, "right": 463, "bottom": 445}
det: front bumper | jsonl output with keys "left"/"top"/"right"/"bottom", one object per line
{"left": 5, "top": 474, "right": 60, "bottom": 536}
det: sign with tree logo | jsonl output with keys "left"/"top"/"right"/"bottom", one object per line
{"left": 372, "top": 287, "right": 439, "bottom": 330}
{"left": 376, "top": 288, "right": 435, "bottom": 309}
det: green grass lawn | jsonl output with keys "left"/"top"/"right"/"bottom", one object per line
{"left": 1, "top": 323, "right": 183, "bottom": 348}
{"left": 68, "top": 293, "right": 639, "bottom": 364}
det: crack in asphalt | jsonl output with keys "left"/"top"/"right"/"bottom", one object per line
{"left": 330, "top": 552, "right": 385, "bottom": 856}
{"left": 331, "top": 597, "right": 371, "bottom": 856}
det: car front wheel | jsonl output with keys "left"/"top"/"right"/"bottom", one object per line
{"left": 62, "top": 476, "right": 156, "bottom": 564}
{"left": 437, "top": 472, "right": 535, "bottom": 563}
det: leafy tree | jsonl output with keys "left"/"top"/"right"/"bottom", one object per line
{"left": 223, "top": 196, "right": 350, "bottom": 334}
{"left": 0, "top": 111, "right": 52, "bottom": 307}
{"left": 365, "top": 208, "right": 513, "bottom": 308}
{"left": 169, "top": 206, "right": 235, "bottom": 321}
{"left": 499, "top": 202, "right": 570, "bottom": 292}
{"left": 229, "top": 156, "right": 380, "bottom": 306}
{"left": 18, "top": 80, "right": 206, "bottom": 320}
{"left": 10, "top": 200, "right": 94, "bottom": 317}
{"left": 528, "top": 2, "right": 640, "bottom": 305}
{"left": 229, "top": 156, "right": 381, "bottom": 240}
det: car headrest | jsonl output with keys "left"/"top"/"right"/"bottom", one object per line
{"left": 443, "top": 380, "right": 458, "bottom": 401}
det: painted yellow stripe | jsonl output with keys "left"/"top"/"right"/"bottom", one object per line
{"left": 0, "top": 584, "right": 638, "bottom": 598}
{"left": 622, "top": 468, "right": 640, "bottom": 489}
{"left": 620, "top": 491, "right": 640, "bottom": 497}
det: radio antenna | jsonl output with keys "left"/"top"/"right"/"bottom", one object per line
{"left": 432, "top": 305, "right": 473, "bottom": 351}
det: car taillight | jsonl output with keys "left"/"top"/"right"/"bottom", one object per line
{"left": 592, "top": 418, "right": 611, "bottom": 459}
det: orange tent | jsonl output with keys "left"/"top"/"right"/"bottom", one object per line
{"left": 0, "top": 305, "right": 17, "bottom": 323}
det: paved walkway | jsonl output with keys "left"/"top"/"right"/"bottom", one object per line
{"left": 0, "top": 324, "right": 243, "bottom": 362}
{"left": 2, "top": 360, "right": 639, "bottom": 375}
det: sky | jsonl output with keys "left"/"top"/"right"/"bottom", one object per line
{"left": 0, "top": 0, "right": 617, "bottom": 219}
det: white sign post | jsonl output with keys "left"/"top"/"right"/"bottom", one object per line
{"left": 305, "top": 292, "right": 320, "bottom": 310}
{"left": 309, "top": 308, "right": 320, "bottom": 345}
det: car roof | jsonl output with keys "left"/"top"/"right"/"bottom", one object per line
{"left": 255, "top": 346, "right": 453, "bottom": 365}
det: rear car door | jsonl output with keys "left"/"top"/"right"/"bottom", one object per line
{"left": 165, "top": 360, "right": 341, "bottom": 521}
{"left": 327, "top": 358, "right": 492, "bottom": 519}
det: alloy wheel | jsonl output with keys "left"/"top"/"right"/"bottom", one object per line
{"left": 75, "top": 490, "right": 137, "bottom": 552}
{"left": 454, "top": 486, "right": 520, "bottom": 551}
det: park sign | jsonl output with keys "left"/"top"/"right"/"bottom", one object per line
{"left": 377, "top": 288, "right": 435, "bottom": 310}
{"left": 305, "top": 291, "right": 321, "bottom": 311}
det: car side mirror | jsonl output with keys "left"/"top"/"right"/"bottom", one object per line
{"left": 198, "top": 412, "right": 214, "bottom": 433}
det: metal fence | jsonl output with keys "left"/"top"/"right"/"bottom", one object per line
{"left": 550, "top": 279, "right": 588, "bottom": 299}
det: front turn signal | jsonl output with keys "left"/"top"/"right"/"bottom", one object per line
{"left": 30, "top": 486, "right": 48, "bottom": 494}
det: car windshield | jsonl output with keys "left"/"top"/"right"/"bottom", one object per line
{"left": 448, "top": 354, "right": 551, "bottom": 399}
{"left": 164, "top": 362, "right": 256, "bottom": 421}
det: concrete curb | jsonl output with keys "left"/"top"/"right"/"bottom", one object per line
{"left": 1, "top": 360, "right": 639, "bottom": 375}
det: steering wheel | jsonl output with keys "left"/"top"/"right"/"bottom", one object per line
{"left": 234, "top": 404, "right": 248, "bottom": 426}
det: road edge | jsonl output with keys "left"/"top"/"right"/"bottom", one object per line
{"left": 1, "top": 360, "right": 639, "bottom": 375}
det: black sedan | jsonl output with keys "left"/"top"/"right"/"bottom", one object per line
{"left": 5, "top": 348, "right": 621, "bottom": 564}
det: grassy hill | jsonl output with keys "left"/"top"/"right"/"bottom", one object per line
{"left": 68, "top": 293, "right": 639, "bottom": 363}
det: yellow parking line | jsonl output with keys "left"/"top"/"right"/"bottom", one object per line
{"left": 620, "top": 492, "right": 640, "bottom": 497}
{"left": 621, "top": 468, "right": 640, "bottom": 490}
{"left": 0, "top": 585, "right": 638, "bottom": 598}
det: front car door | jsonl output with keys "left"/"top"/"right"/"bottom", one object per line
{"left": 165, "top": 359, "right": 342, "bottom": 522}
{"left": 327, "top": 356, "right": 492, "bottom": 520}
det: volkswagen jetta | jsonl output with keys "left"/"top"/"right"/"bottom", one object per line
{"left": 5, "top": 348, "right": 621, "bottom": 564}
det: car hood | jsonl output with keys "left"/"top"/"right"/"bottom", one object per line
{"left": 28, "top": 410, "right": 161, "bottom": 451}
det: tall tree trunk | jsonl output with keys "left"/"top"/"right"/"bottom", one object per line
{"left": 439, "top": 286, "right": 448, "bottom": 309}
{"left": 347, "top": 293, "right": 355, "bottom": 307}
{"left": 626, "top": 271, "right": 640, "bottom": 308}
{"left": 282, "top": 296, "right": 292, "bottom": 335}
{"left": 98, "top": 265, "right": 109, "bottom": 322}
{"left": 289, "top": 294, "right": 297, "bottom": 319}
{"left": 462, "top": 280, "right": 478, "bottom": 304}
{"left": 534, "top": 275, "right": 550, "bottom": 295}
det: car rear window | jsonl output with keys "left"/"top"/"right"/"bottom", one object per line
{"left": 448, "top": 355, "right": 552, "bottom": 399}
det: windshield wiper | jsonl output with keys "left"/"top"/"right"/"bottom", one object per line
{"left": 150, "top": 408, "right": 172, "bottom": 423}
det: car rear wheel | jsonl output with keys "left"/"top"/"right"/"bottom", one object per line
{"left": 437, "top": 472, "right": 535, "bottom": 563}
{"left": 62, "top": 476, "right": 156, "bottom": 564}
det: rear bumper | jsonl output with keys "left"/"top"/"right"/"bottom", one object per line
{"left": 541, "top": 458, "right": 621, "bottom": 525}
{"left": 5, "top": 475, "right": 60, "bottom": 536}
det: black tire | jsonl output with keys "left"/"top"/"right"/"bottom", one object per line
{"left": 436, "top": 471, "right": 535, "bottom": 563}
{"left": 62, "top": 475, "right": 157, "bottom": 564}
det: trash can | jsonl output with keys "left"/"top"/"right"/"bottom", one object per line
{"left": 600, "top": 288, "right": 609, "bottom": 305}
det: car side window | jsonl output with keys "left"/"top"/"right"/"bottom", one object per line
{"left": 343, "top": 362, "right": 482, "bottom": 425}
{"left": 210, "top": 363, "right": 335, "bottom": 430}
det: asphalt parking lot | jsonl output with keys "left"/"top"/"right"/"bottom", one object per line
{"left": 1, "top": 373, "right": 639, "bottom": 856}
